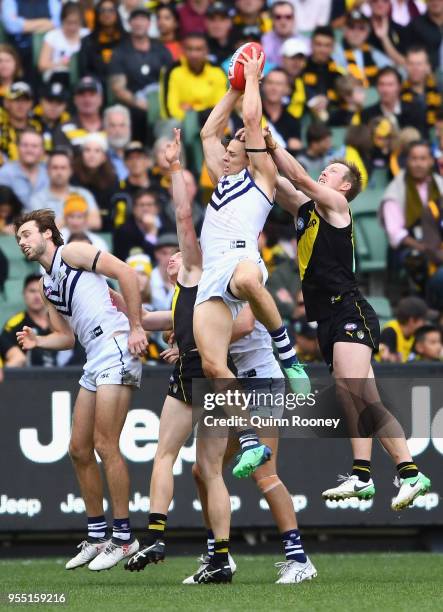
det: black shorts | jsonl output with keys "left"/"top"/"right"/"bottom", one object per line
{"left": 316, "top": 291, "right": 380, "bottom": 372}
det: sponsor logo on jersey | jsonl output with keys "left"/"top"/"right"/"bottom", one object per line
{"left": 344, "top": 323, "right": 357, "bottom": 331}
{"left": 296, "top": 217, "right": 304, "bottom": 231}
{"left": 357, "top": 330, "right": 365, "bottom": 339}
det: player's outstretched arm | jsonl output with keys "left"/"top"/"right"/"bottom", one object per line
{"left": 275, "top": 175, "right": 310, "bottom": 216}
{"left": 61, "top": 243, "right": 147, "bottom": 356}
{"left": 165, "top": 128, "right": 202, "bottom": 278}
{"left": 200, "top": 87, "right": 242, "bottom": 184}
{"left": 230, "top": 304, "right": 255, "bottom": 343}
{"left": 110, "top": 288, "right": 172, "bottom": 331}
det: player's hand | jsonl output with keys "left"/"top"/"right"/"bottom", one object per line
{"left": 239, "top": 47, "right": 264, "bottom": 80}
{"left": 235, "top": 127, "right": 246, "bottom": 142}
{"left": 160, "top": 347, "right": 179, "bottom": 364}
{"left": 128, "top": 326, "right": 148, "bottom": 356}
{"left": 16, "top": 326, "right": 38, "bottom": 350}
{"left": 165, "top": 128, "right": 181, "bottom": 165}
{"left": 263, "top": 125, "right": 277, "bottom": 150}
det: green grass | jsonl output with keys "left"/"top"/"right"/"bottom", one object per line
{"left": 0, "top": 554, "right": 441, "bottom": 611}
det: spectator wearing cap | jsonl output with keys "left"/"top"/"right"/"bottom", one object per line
{"left": 361, "top": 67, "right": 427, "bottom": 137}
{"left": 262, "top": 68, "right": 302, "bottom": 153}
{"left": 30, "top": 148, "right": 100, "bottom": 228}
{"left": 151, "top": 233, "right": 179, "bottom": 310}
{"left": 156, "top": 5, "right": 183, "bottom": 62}
{"left": 232, "top": 0, "right": 272, "bottom": 43}
{"left": 401, "top": 47, "right": 442, "bottom": 130}
{"left": 366, "top": 0, "right": 407, "bottom": 67}
{"left": 38, "top": 2, "right": 89, "bottom": 87}
{"left": 0, "top": 0, "right": 61, "bottom": 83}
{"left": 71, "top": 132, "right": 118, "bottom": 230}
{"left": 262, "top": 2, "right": 299, "bottom": 67}
{"left": 281, "top": 38, "right": 308, "bottom": 119}
{"left": 161, "top": 33, "right": 227, "bottom": 122}
{"left": 0, "top": 44, "right": 23, "bottom": 107}
{"left": 406, "top": 0, "right": 443, "bottom": 71}
{"left": 61, "top": 192, "right": 109, "bottom": 251}
{"left": 53, "top": 76, "right": 105, "bottom": 152}
{"left": 110, "top": 8, "right": 173, "bottom": 141}
{"left": 302, "top": 27, "right": 344, "bottom": 121}
{"left": 0, "top": 128, "right": 48, "bottom": 208}
{"left": 293, "top": 317, "right": 322, "bottom": 363}
{"left": 78, "top": 0, "right": 126, "bottom": 87}
{"left": 113, "top": 188, "right": 163, "bottom": 262}
{"left": 295, "top": 122, "right": 333, "bottom": 177}
{"left": 409, "top": 324, "right": 443, "bottom": 361}
{"left": 178, "top": 0, "right": 210, "bottom": 37}
{"left": 103, "top": 105, "right": 131, "bottom": 181}
{"left": 376, "top": 296, "right": 430, "bottom": 362}
{"left": 0, "top": 82, "right": 42, "bottom": 161}
{"left": 31, "top": 82, "right": 70, "bottom": 153}
{"left": 205, "top": 2, "right": 236, "bottom": 65}
{"left": 380, "top": 141, "right": 443, "bottom": 306}
{"left": 334, "top": 10, "right": 391, "bottom": 87}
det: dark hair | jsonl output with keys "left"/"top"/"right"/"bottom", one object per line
{"left": 406, "top": 139, "right": 433, "bottom": 158}
{"left": 306, "top": 122, "right": 331, "bottom": 145}
{"left": 327, "top": 158, "right": 363, "bottom": 202}
{"left": 182, "top": 32, "right": 208, "bottom": 44}
{"left": 396, "top": 296, "right": 428, "bottom": 324}
{"left": 271, "top": 1, "right": 294, "bottom": 16}
{"left": 14, "top": 209, "right": 64, "bottom": 247}
{"left": 0, "top": 185, "right": 23, "bottom": 218}
{"left": 61, "top": 1, "right": 83, "bottom": 23}
{"left": 133, "top": 188, "right": 159, "bottom": 206}
{"left": 376, "top": 66, "right": 402, "bottom": 86}
{"left": 312, "top": 25, "right": 335, "bottom": 40}
{"left": 405, "top": 45, "right": 429, "bottom": 60}
{"left": 264, "top": 67, "right": 288, "bottom": 80}
{"left": 414, "top": 324, "right": 441, "bottom": 345}
{"left": 47, "top": 148, "right": 73, "bottom": 164}
{"left": 73, "top": 151, "right": 116, "bottom": 191}
{"left": 67, "top": 232, "right": 92, "bottom": 244}
{"left": 23, "top": 273, "right": 41, "bottom": 290}
{"left": 156, "top": 4, "right": 179, "bottom": 21}
{"left": 93, "top": 0, "right": 125, "bottom": 38}
{"left": 345, "top": 125, "right": 372, "bottom": 160}
{"left": 0, "top": 43, "right": 23, "bottom": 80}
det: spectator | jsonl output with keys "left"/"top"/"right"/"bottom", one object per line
{"left": 334, "top": 124, "right": 371, "bottom": 189}
{"left": 0, "top": 128, "right": 48, "bottom": 207}
{"left": 38, "top": 1, "right": 89, "bottom": 87}
{"left": 162, "top": 168, "right": 204, "bottom": 234}
{"left": 281, "top": 38, "right": 308, "bottom": 119}
{"left": 410, "top": 324, "right": 443, "bottom": 361}
{"left": 289, "top": 0, "right": 332, "bottom": 32}
{"left": 156, "top": 5, "right": 183, "bottom": 62}
{"left": 149, "top": 137, "right": 175, "bottom": 195}
{"left": 380, "top": 141, "right": 443, "bottom": 303}
{"left": 334, "top": 10, "right": 391, "bottom": 87}
{"left": 368, "top": 116, "right": 399, "bottom": 172}
{"left": 390, "top": 126, "right": 422, "bottom": 176}
{"left": 72, "top": 132, "right": 118, "bottom": 230}
{"left": 295, "top": 122, "right": 333, "bottom": 177}
{"left": 31, "top": 82, "right": 70, "bottom": 153}
{"left": 0, "top": 185, "right": 23, "bottom": 235}
{"left": 110, "top": 7, "right": 173, "bottom": 140}
{"left": 205, "top": 2, "right": 235, "bottom": 65}
{"left": 0, "top": 82, "right": 42, "bottom": 161}
{"left": 0, "top": 273, "right": 58, "bottom": 368}
{"left": 119, "top": 0, "right": 145, "bottom": 32}
{"left": 376, "top": 296, "right": 429, "bottom": 362}
{"left": 361, "top": 67, "right": 427, "bottom": 137}
{"left": 293, "top": 317, "right": 322, "bottom": 363}
{"left": 53, "top": 76, "right": 104, "bottom": 151}
{"left": 262, "top": 1, "right": 298, "bottom": 67}
{"left": 178, "top": 0, "right": 211, "bottom": 37}
{"left": 407, "top": 0, "right": 443, "bottom": 71}
{"left": 401, "top": 46, "right": 442, "bottom": 130}
{"left": 113, "top": 188, "right": 163, "bottom": 262}
{"left": 329, "top": 74, "right": 366, "bottom": 126}
{"left": 0, "top": 44, "right": 23, "bottom": 106}
{"left": 232, "top": 0, "right": 272, "bottom": 42}
{"left": 367, "top": 0, "right": 406, "bottom": 66}
{"left": 78, "top": 0, "right": 126, "bottom": 87}
{"left": 111, "top": 141, "right": 152, "bottom": 227}
{"left": 1, "top": 0, "right": 61, "bottom": 83}
{"left": 261, "top": 68, "right": 302, "bottom": 153}
{"left": 151, "top": 233, "right": 179, "bottom": 310}
{"left": 104, "top": 105, "right": 131, "bottom": 181}
{"left": 390, "top": 0, "right": 426, "bottom": 26}
{"left": 61, "top": 192, "right": 108, "bottom": 251}
{"left": 161, "top": 33, "right": 227, "bottom": 122}
{"left": 302, "top": 26, "right": 344, "bottom": 121}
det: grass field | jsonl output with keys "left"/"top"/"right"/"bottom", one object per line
{"left": 0, "top": 553, "right": 441, "bottom": 611}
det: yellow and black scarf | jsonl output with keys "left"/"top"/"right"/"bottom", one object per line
{"left": 401, "top": 75, "right": 442, "bottom": 127}
{"left": 343, "top": 40, "right": 378, "bottom": 87}
{"left": 302, "top": 57, "right": 342, "bottom": 102}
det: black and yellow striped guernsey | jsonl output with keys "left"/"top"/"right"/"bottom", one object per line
{"left": 296, "top": 200, "right": 358, "bottom": 322}
{"left": 171, "top": 281, "right": 198, "bottom": 355}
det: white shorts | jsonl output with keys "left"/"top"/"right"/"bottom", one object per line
{"left": 195, "top": 252, "right": 268, "bottom": 318}
{"left": 79, "top": 333, "right": 142, "bottom": 392}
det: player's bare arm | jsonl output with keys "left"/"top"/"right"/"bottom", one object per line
{"left": 200, "top": 87, "right": 242, "bottom": 184}
{"left": 240, "top": 48, "right": 276, "bottom": 199}
{"left": 60, "top": 242, "right": 147, "bottom": 356}
{"left": 275, "top": 176, "right": 310, "bottom": 216}
{"left": 230, "top": 305, "right": 256, "bottom": 343}
{"left": 165, "top": 128, "right": 202, "bottom": 285}
{"left": 109, "top": 288, "right": 173, "bottom": 331}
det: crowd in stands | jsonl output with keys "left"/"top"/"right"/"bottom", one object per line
{"left": 1, "top": 0, "right": 443, "bottom": 375}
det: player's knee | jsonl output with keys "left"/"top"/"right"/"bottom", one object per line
{"left": 196, "top": 458, "right": 221, "bottom": 481}
{"left": 93, "top": 435, "right": 118, "bottom": 462}
{"left": 234, "top": 273, "right": 261, "bottom": 298}
{"left": 69, "top": 441, "right": 94, "bottom": 465}
{"left": 254, "top": 474, "right": 282, "bottom": 494}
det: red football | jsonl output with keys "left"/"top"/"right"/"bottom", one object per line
{"left": 228, "top": 42, "right": 265, "bottom": 91}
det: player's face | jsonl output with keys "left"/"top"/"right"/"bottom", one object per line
{"left": 318, "top": 163, "right": 351, "bottom": 195}
{"left": 223, "top": 139, "right": 248, "bottom": 175}
{"left": 16, "top": 221, "right": 47, "bottom": 261}
{"left": 167, "top": 251, "right": 182, "bottom": 282}
{"left": 24, "top": 280, "right": 44, "bottom": 312}
{"left": 418, "top": 332, "right": 443, "bottom": 360}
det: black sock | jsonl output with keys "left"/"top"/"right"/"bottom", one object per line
{"left": 238, "top": 429, "right": 259, "bottom": 451}
{"left": 352, "top": 459, "right": 371, "bottom": 483}
{"left": 397, "top": 462, "right": 418, "bottom": 480}
{"left": 213, "top": 539, "right": 229, "bottom": 564}
{"left": 146, "top": 512, "right": 167, "bottom": 542}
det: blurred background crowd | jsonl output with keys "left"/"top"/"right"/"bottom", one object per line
{"left": 1, "top": 0, "right": 443, "bottom": 376}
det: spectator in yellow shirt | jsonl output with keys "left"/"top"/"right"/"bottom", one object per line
{"left": 161, "top": 33, "right": 227, "bottom": 121}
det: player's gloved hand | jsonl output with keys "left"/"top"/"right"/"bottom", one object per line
{"left": 128, "top": 325, "right": 148, "bottom": 357}
{"left": 284, "top": 361, "right": 311, "bottom": 396}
